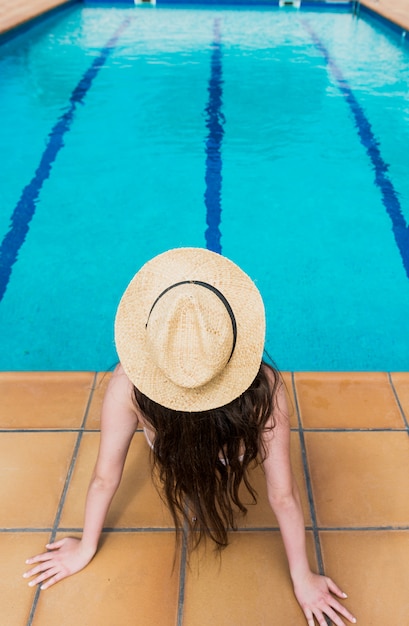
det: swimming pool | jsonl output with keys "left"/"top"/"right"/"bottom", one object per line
{"left": 0, "top": 4, "right": 408, "bottom": 372}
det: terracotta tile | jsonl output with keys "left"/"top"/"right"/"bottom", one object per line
{"left": 294, "top": 372, "right": 403, "bottom": 429}
{"left": 238, "top": 432, "right": 311, "bottom": 527}
{"left": 0, "top": 533, "right": 49, "bottom": 626}
{"left": 0, "top": 372, "right": 95, "bottom": 429}
{"left": 0, "top": 432, "right": 77, "bottom": 527}
{"left": 31, "top": 532, "right": 180, "bottom": 626}
{"left": 84, "top": 372, "right": 112, "bottom": 430}
{"left": 183, "top": 531, "right": 317, "bottom": 625}
{"left": 305, "top": 432, "right": 409, "bottom": 527}
{"left": 320, "top": 531, "right": 409, "bottom": 623}
{"left": 59, "top": 432, "right": 174, "bottom": 529}
{"left": 390, "top": 372, "right": 409, "bottom": 425}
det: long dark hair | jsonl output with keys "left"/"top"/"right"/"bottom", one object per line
{"left": 133, "top": 361, "right": 280, "bottom": 551}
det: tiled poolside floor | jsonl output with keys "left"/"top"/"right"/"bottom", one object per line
{"left": 1, "top": 371, "right": 409, "bottom": 625}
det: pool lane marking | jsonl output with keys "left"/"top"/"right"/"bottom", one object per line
{"left": 204, "top": 18, "right": 225, "bottom": 255}
{"left": 0, "top": 17, "right": 133, "bottom": 304}
{"left": 302, "top": 19, "right": 409, "bottom": 282}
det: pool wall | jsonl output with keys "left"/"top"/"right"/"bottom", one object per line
{"left": 1, "top": 0, "right": 408, "bottom": 46}
{"left": 360, "top": 0, "right": 409, "bottom": 40}
{"left": 83, "top": 0, "right": 352, "bottom": 6}
{"left": 2, "top": 0, "right": 407, "bottom": 54}
{"left": 0, "top": 0, "right": 80, "bottom": 42}
{"left": 79, "top": 0, "right": 409, "bottom": 45}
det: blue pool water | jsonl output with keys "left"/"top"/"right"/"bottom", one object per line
{"left": 0, "top": 4, "right": 408, "bottom": 372}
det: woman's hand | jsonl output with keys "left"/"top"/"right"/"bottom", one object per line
{"left": 293, "top": 571, "right": 356, "bottom": 626}
{"left": 23, "top": 537, "right": 96, "bottom": 590}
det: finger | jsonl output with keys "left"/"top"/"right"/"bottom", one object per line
{"left": 24, "top": 560, "right": 54, "bottom": 579}
{"left": 25, "top": 539, "right": 67, "bottom": 565}
{"left": 40, "top": 571, "right": 65, "bottom": 590}
{"left": 26, "top": 552, "right": 54, "bottom": 565}
{"left": 24, "top": 560, "right": 55, "bottom": 581}
{"left": 326, "top": 576, "right": 348, "bottom": 599}
{"left": 312, "top": 609, "right": 327, "bottom": 626}
{"left": 27, "top": 566, "right": 60, "bottom": 588}
{"left": 25, "top": 552, "right": 54, "bottom": 565}
{"left": 304, "top": 608, "right": 315, "bottom": 626}
{"left": 328, "top": 598, "right": 357, "bottom": 624}
{"left": 323, "top": 605, "right": 347, "bottom": 626}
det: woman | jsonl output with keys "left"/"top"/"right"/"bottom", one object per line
{"left": 24, "top": 248, "right": 356, "bottom": 626}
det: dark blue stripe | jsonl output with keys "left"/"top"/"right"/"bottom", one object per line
{"left": 204, "top": 19, "right": 225, "bottom": 254}
{"left": 303, "top": 20, "right": 409, "bottom": 281}
{"left": 0, "top": 18, "right": 132, "bottom": 303}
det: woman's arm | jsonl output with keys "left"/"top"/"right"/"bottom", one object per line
{"left": 262, "top": 376, "right": 356, "bottom": 626}
{"left": 24, "top": 365, "right": 138, "bottom": 590}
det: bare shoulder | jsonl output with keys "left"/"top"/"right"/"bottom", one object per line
{"left": 100, "top": 364, "right": 140, "bottom": 430}
{"left": 261, "top": 363, "right": 289, "bottom": 424}
{"left": 260, "top": 364, "right": 292, "bottom": 474}
{"left": 261, "top": 362, "right": 280, "bottom": 388}
{"left": 105, "top": 364, "right": 135, "bottom": 402}
{"left": 94, "top": 365, "right": 140, "bottom": 479}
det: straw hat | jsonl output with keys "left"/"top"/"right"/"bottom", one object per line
{"left": 114, "top": 248, "right": 265, "bottom": 411}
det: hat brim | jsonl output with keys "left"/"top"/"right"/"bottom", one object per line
{"left": 114, "top": 248, "right": 265, "bottom": 411}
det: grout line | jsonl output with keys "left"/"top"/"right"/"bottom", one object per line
{"left": 176, "top": 521, "right": 188, "bottom": 626}
{"left": 26, "top": 580, "right": 42, "bottom": 626}
{"left": 5, "top": 423, "right": 402, "bottom": 435}
{"left": 3, "top": 524, "right": 409, "bottom": 534}
{"left": 100, "top": 527, "right": 176, "bottom": 533}
{"left": 236, "top": 525, "right": 409, "bottom": 532}
{"left": 291, "top": 373, "right": 326, "bottom": 576}
{"left": 2, "top": 425, "right": 408, "bottom": 434}
{"left": 0, "top": 428, "right": 91, "bottom": 433}
{"left": 26, "top": 372, "right": 98, "bottom": 626}
{"left": 316, "top": 525, "right": 409, "bottom": 531}
{"left": 234, "top": 526, "right": 294, "bottom": 532}
{"left": 0, "top": 528, "right": 53, "bottom": 533}
{"left": 299, "top": 427, "right": 407, "bottom": 432}
{"left": 388, "top": 373, "right": 409, "bottom": 431}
